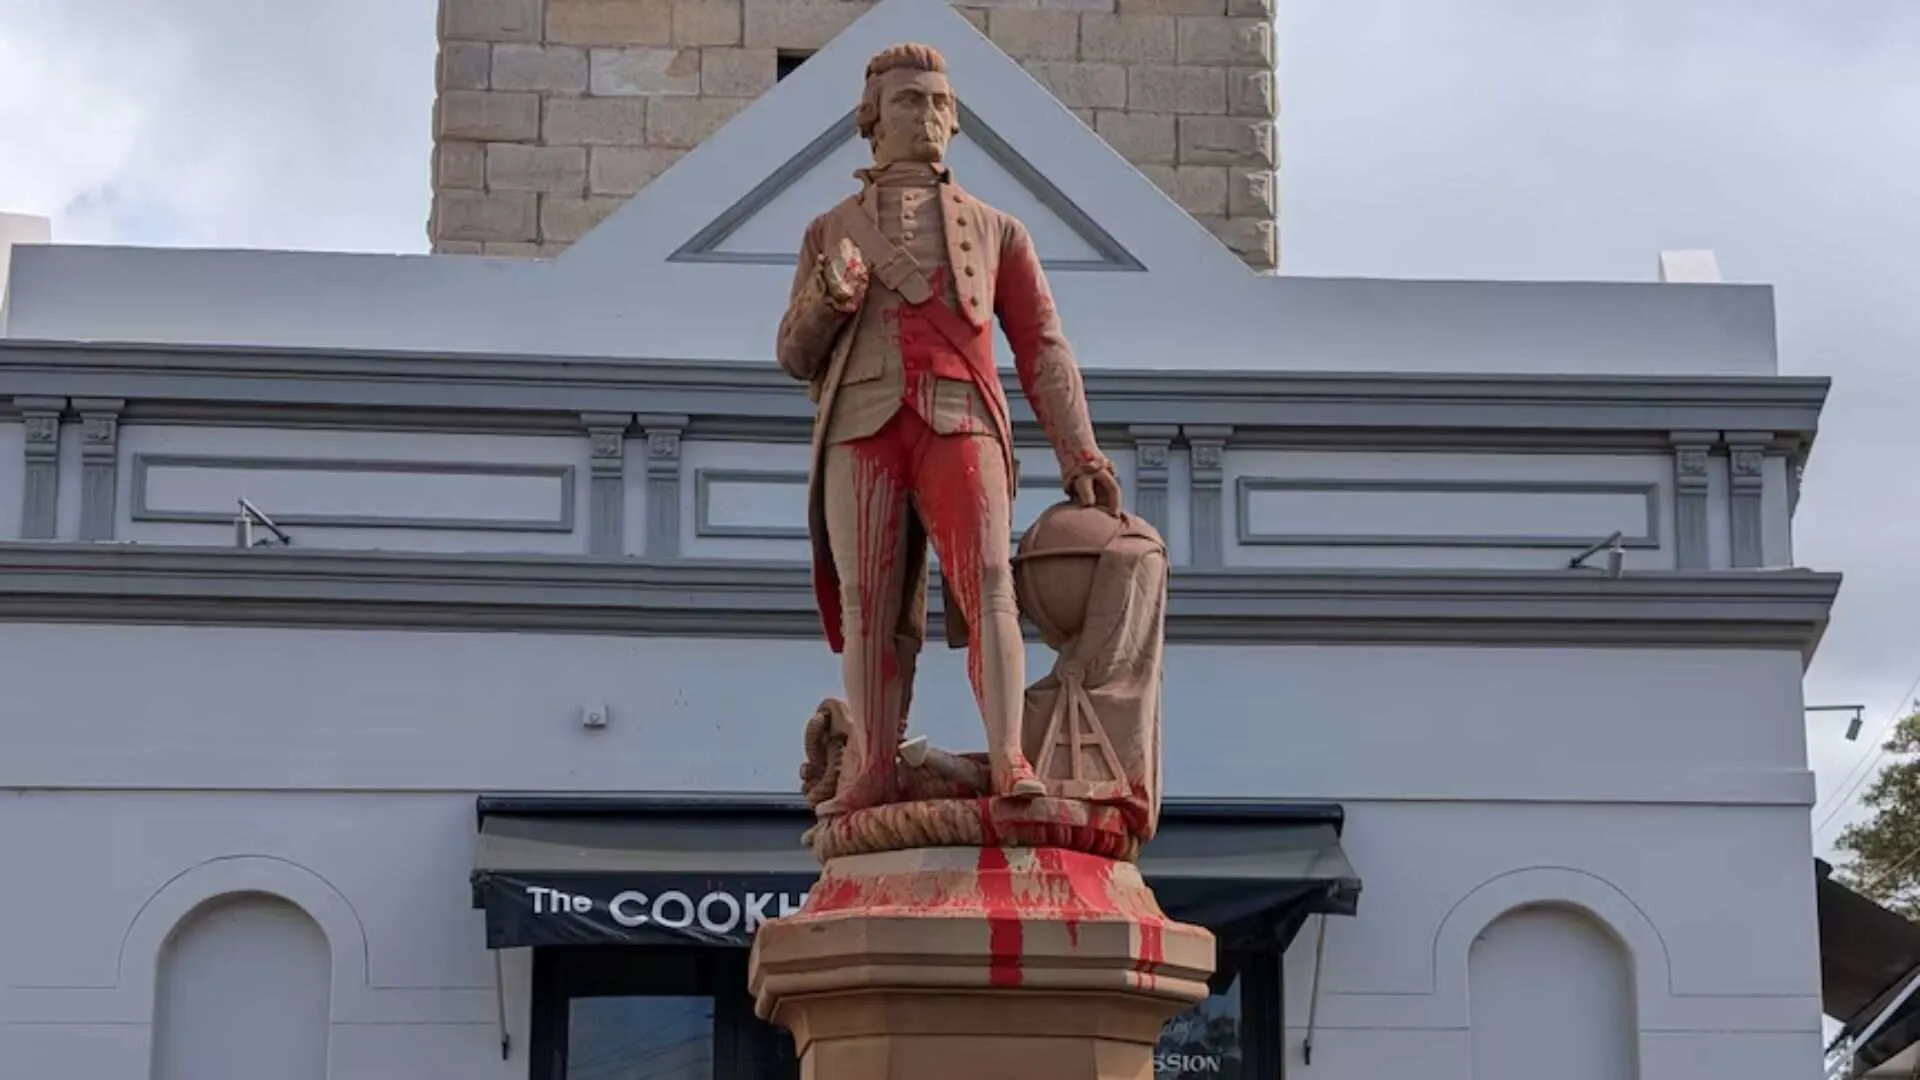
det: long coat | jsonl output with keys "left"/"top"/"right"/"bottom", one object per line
{"left": 774, "top": 172, "right": 1104, "bottom": 656}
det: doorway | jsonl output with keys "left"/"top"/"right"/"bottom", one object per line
{"left": 530, "top": 946, "right": 796, "bottom": 1080}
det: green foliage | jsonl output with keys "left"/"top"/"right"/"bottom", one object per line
{"left": 1836, "top": 708, "right": 1920, "bottom": 918}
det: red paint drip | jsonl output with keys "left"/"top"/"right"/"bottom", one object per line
{"left": 1035, "top": 848, "right": 1085, "bottom": 948}
{"left": 976, "top": 798, "right": 1002, "bottom": 847}
{"left": 976, "top": 844, "right": 1024, "bottom": 988}
{"left": 807, "top": 871, "right": 869, "bottom": 914}
{"left": 845, "top": 440, "right": 908, "bottom": 796}
{"left": 1135, "top": 918, "right": 1165, "bottom": 991}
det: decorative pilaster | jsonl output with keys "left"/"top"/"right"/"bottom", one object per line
{"left": 75, "top": 398, "right": 124, "bottom": 541}
{"left": 1670, "top": 431, "right": 1713, "bottom": 571}
{"left": 1728, "top": 432, "right": 1770, "bottom": 569}
{"left": 582, "top": 412, "right": 632, "bottom": 557}
{"left": 640, "top": 415, "right": 687, "bottom": 558}
{"left": 1127, "top": 425, "right": 1177, "bottom": 539}
{"left": 1184, "top": 425, "right": 1231, "bottom": 569}
{"left": 17, "top": 396, "right": 64, "bottom": 540}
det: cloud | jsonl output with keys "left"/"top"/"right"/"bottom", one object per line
{"left": 0, "top": 0, "right": 436, "bottom": 251}
{"left": 1280, "top": 0, "right": 1920, "bottom": 852}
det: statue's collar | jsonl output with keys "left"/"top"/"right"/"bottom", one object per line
{"left": 854, "top": 161, "right": 951, "bottom": 188}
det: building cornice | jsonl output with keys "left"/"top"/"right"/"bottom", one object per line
{"left": 0, "top": 544, "right": 1840, "bottom": 655}
{"left": 0, "top": 339, "right": 1829, "bottom": 447}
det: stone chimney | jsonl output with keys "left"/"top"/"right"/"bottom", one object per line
{"left": 430, "top": 0, "right": 1278, "bottom": 270}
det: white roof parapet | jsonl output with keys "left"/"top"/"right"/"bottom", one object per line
{"left": 1659, "top": 249, "right": 1724, "bottom": 284}
{"left": 0, "top": 212, "right": 53, "bottom": 332}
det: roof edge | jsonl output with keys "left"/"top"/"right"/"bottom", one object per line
{"left": 475, "top": 793, "right": 1349, "bottom": 831}
{"left": 0, "top": 544, "right": 1843, "bottom": 655}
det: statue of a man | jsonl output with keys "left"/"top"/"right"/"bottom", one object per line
{"left": 776, "top": 42, "right": 1122, "bottom": 818}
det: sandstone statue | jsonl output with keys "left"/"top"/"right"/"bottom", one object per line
{"left": 775, "top": 41, "right": 1124, "bottom": 819}
{"left": 754, "top": 43, "right": 1211, "bottom": 1079}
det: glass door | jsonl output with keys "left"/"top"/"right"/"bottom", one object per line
{"left": 530, "top": 947, "right": 796, "bottom": 1080}
{"left": 532, "top": 944, "right": 1273, "bottom": 1080}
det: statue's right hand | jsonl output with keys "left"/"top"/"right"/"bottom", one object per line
{"left": 817, "top": 238, "right": 868, "bottom": 312}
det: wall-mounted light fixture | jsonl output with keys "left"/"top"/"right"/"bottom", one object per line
{"left": 233, "top": 498, "right": 293, "bottom": 548}
{"left": 1808, "top": 704, "right": 1866, "bottom": 742}
{"left": 1568, "top": 530, "right": 1625, "bottom": 579}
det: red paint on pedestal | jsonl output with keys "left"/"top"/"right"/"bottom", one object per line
{"left": 975, "top": 844, "right": 1025, "bottom": 988}
{"left": 1134, "top": 919, "right": 1165, "bottom": 991}
{"left": 792, "top": 811, "right": 1175, "bottom": 993}
{"left": 804, "top": 869, "right": 871, "bottom": 914}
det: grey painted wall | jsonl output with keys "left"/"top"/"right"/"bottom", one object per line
{"left": 0, "top": 624, "right": 1820, "bottom": 802}
{"left": 0, "top": 386, "right": 1833, "bottom": 1079}
{"left": 2, "top": 793, "right": 1822, "bottom": 1077}
{"left": 1468, "top": 907, "right": 1637, "bottom": 1080}
{"left": 0, "top": 373, "right": 1819, "bottom": 572}
{"left": 151, "top": 895, "right": 331, "bottom": 1080}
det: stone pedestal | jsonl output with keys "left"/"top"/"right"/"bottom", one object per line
{"left": 749, "top": 845, "right": 1214, "bottom": 1080}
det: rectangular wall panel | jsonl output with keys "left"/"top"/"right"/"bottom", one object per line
{"left": 678, "top": 441, "right": 1137, "bottom": 560}
{"left": 695, "top": 469, "right": 809, "bottom": 540}
{"left": 132, "top": 455, "right": 575, "bottom": 532}
{"left": 1236, "top": 479, "right": 1659, "bottom": 548}
{"left": 1223, "top": 450, "right": 1673, "bottom": 571}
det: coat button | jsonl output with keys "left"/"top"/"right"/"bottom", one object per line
{"left": 963, "top": 265, "right": 975, "bottom": 277}
{"left": 960, "top": 240, "right": 973, "bottom": 252}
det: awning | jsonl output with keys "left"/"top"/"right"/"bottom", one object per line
{"left": 1818, "top": 858, "right": 1920, "bottom": 1071}
{"left": 472, "top": 795, "right": 1361, "bottom": 953}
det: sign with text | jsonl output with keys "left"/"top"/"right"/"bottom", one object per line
{"left": 1154, "top": 990, "right": 1242, "bottom": 1079}
{"left": 477, "top": 866, "right": 1327, "bottom": 952}
{"left": 475, "top": 870, "right": 818, "bottom": 948}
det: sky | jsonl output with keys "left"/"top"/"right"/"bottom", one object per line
{"left": 0, "top": 0, "right": 1916, "bottom": 856}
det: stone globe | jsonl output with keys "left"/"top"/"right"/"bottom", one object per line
{"left": 1014, "top": 502, "right": 1158, "bottom": 649}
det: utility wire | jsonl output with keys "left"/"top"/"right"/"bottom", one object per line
{"left": 1842, "top": 831, "right": 1920, "bottom": 912}
{"left": 1813, "top": 673, "right": 1920, "bottom": 841}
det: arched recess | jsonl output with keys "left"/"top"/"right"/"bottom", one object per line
{"left": 152, "top": 892, "right": 332, "bottom": 1080}
{"left": 1467, "top": 902, "right": 1639, "bottom": 1080}
{"left": 1429, "top": 866, "right": 1674, "bottom": 1030}
{"left": 119, "top": 855, "right": 372, "bottom": 1022}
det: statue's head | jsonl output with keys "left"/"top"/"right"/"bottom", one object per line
{"left": 857, "top": 43, "right": 959, "bottom": 167}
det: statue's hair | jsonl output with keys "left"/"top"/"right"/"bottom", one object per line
{"left": 856, "top": 43, "right": 960, "bottom": 143}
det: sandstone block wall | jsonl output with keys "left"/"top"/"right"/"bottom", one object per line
{"left": 431, "top": 0, "right": 1278, "bottom": 269}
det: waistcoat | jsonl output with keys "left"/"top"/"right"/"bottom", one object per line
{"left": 825, "top": 162, "right": 994, "bottom": 447}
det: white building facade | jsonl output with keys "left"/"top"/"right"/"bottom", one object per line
{"left": 0, "top": 2, "right": 1838, "bottom": 1078}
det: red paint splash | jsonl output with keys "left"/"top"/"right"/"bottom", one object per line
{"left": 894, "top": 266, "right": 973, "bottom": 426}
{"left": 842, "top": 442, "right": 907, "bottom": 801}
{"left": 1135, "top": 918, "right": 1165, "bottom": 991}
{"left": 976, "top": 844, "right": 1024, "bottom": 988}
{"left": 799, "top": 806, "right": 1174, "bottom": 996}
{"left": 845, "top": 408, "right": 1002, "bottom": 717}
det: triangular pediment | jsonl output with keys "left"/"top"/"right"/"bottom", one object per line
{"left": 554, "top": 0, "right": 1245, "bottom": 285}
{"left": 669, "top": 105, "right": 1140, "bottom": 271}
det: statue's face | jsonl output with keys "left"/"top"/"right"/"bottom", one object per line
{"left": 870, "top": 68, "right": 955, "bottom": 166}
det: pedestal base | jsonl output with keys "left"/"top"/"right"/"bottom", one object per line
{"left": 748, "top": 845, "right": 1215, "bottom": 1080}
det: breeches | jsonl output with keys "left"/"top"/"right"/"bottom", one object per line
{"left": 823, "top": 406, "right": 1016, "bottom": 725}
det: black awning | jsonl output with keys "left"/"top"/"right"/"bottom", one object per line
{"left": 1818, "top": 858, "right": 1920, "bottom": 1070}
{"left": 471, "top": 795, "right": 1361, "bottom": 953}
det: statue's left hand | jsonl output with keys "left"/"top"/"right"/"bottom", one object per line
{"left": 1068, "top": 463, "right": 1123, "bottom": 516}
